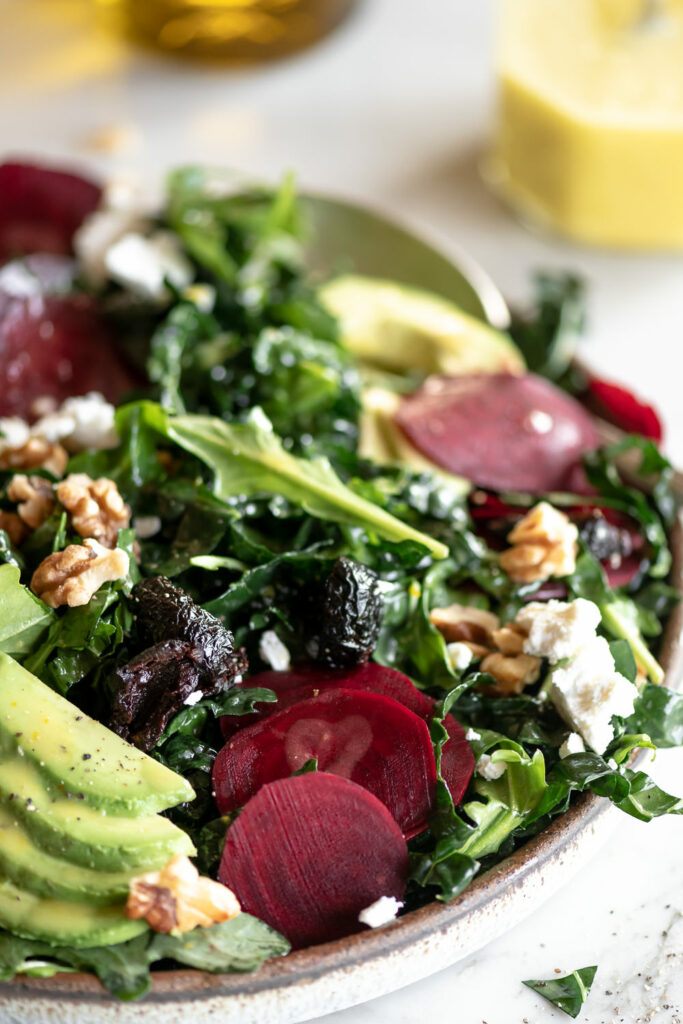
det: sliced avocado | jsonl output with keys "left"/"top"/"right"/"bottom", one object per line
{"left": 0, "top": 877, "right": 148, "bottom": 948}
{"left": 359, "top": 387, "right": 471, "bottom": 495}
{"left": 319, "top": 274, "right": 524, "bottom": 377}
{"left": 0, "top": 804, "right": 148, "bottom": 905}
{"left": 0, "top": 653, "right": 194, "bottom": 815}
{"left": 0, "top": 758, "right": 194, "bottom": 872}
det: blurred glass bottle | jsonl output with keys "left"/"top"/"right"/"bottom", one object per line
{"left": 488, "top": 0, "right": 683, "bottom": 248}
{"left": 105, "top": 0, "right": 357, "bottom": 60}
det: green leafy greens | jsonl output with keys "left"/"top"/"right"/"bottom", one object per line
{"left": 523, "top": 965, "right": 598, "bottom": 1018}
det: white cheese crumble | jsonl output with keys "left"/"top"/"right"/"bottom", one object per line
{"left": 105, "top": 231, "right": 194, "bottom": 302}
{"left": 476, "top": 753, "right": 508, "bottom": 781}
{"left": 32, "top": 392, "right": 118, "bottom": 452}
{"left": 358, "top": 896, "right": 403, "bottom": 929}
{"left": 258, "top": 630, "right": 291, "bottom": 672}
{"left": 75, "top": 205, "right": 149, "bottom": 287}
{"left": 516, "top": 598, "right": 601, "bottom": 663}
{"left": 0, "top": 417, "right": 31, "bottom": 447}
{"left": 550, "top": 636, "right": 637, "bottom": 753}
{"left": 183, "top": 690, "right": 204, "bottom": 707}
{"left": 558, "top": 732, "right": 585, "bottom": 758}
{"left": 132, "top": 515, "right": 162, "bottom": 540}
{"left": 465, "top": 728, "right": 481, "bottom": 742}
{"left": 447, "top": 641, "right": 473, "bottom": 671}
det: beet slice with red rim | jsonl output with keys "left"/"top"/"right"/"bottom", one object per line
{"left": 585, "top": 374, "right": 663, "bottom": 442}
{"left": 396, "top": 373, "right": 600, "bottom": 493}
{"left": 219, "top": 773, "right": 409, "bottom": 949}
{"left": 220, "top": 661, "right": 434, "bottom": 738}
{"left": 0, "top": 161, "right": 101, "bottom": 264}
{"left": 213, "top": 688, "right": 437, "bottom": 838}
{"left": 0, "top": 290, "right": 137, "bottom": 418}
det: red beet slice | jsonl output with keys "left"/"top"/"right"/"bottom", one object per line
{"left": 441, "top": 715, "right": 475, "bottom": 806}
{"left": 213, "top": 688, "right": 437, "bottom": 838}
{"left": 220, "top": 662, "right": 434, "bottom": 738}
{"left": 219, "top": 773, "right": 409, "bottom": 949}
{"left": 0, "top": 289, "right": 136, "bottom": 418}
{"left": 586, "top": 374, "right": 663, "bottom": 443}
{"left": 0, "top": 162, "right": 101, "bottom": 264}
{"left": 396, "top": 373, "right": 600, "bottom": 493}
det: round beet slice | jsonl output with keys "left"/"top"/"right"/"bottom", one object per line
{"left": 396, "top": 373, "right": 600, "bottom": 493}
{"left": 220, "top": 661, "right": 434, "bottom": 738}
{"left": 219, "top": 773, "right": 409, "bottom": 949}
{"left": 441, "top": 715, "right": 475, "bottom": 806}
{"left": 0, "top": 162, "right": 101, "bottom": 264}
{"left": 213, "top": 688, "right": 437, "bottom": 838}
{"left": 0, "top": 290, "right": 136, "bottom": 418}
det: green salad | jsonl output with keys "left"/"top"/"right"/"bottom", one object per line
{"left": 0, "top": 160, "right": 680, "bottom": 1001}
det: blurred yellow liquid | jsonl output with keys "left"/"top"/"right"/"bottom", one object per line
{"left": 490, "top": 0, "right": 683, "bottom": 248}
{"left": 109, "top": 0, "right": 356, "bottom": 60}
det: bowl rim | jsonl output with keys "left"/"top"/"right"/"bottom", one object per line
{"left": 5, "top": 516, "right": 682, "bottom": 1006}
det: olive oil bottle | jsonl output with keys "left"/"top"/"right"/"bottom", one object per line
{"left": 108, "top": 0, "right": 357, "bottom": 60}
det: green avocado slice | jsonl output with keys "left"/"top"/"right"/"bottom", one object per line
{"left": 0, "top": 804, "right": 149, "bottom": 905}
{"left": 0, "top": 878, "right": 148, "bottom": 948}
{"left": 0, "top": 653, "right": 194, "bottom": 815}
{"left": 0, "top": 758, "right": 194, "bottom": 872}
{"left": 319, "top": 274, "right": 524, "bottom": 377}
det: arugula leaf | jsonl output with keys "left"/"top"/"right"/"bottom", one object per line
{"left": 0, "top": 915, "right": 289, "bottom": 1001}
{"left": 0, "top": 564, "right": 54, "bottom": 657}
{"left": 627, "top": 682, "right": 683, "bottom": 747}
{"left": 164, "top": 409, "right": 448, "bottom": 558}
{"left": 523, "top": 965, "right": 597, "bottom": 1018}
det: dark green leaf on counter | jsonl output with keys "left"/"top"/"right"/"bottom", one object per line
{"left": 523, "top": 965, "right": 597, "bottom": 1018}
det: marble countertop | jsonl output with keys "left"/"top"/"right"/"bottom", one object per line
{"left": 2, "top": 0, "right": 683, "bottom": 1020}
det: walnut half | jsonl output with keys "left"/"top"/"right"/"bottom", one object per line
{"left": 31, "top": 538, "right": 129, "bottom": 608}
{"left": 7, "top": 475, "right": 55, "bottom": 531}
{"left": 125, "top": 855, "right": 241, "bottom": 933}
{"left": 57, "top": 473, "right": 130, "bottom": 548}
{"left": 0, "top": 437, "right": 68, "bottom": 477}
{"left": 499, "top": 502, "right": 578, "bottom": 584}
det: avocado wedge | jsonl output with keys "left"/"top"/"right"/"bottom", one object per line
{"left": 0, "top": 753, "right": 194, "bottom": 872}
{"left": 0, "top": 805, "right": 149, "bottom": 905}
{"left": 319, "top": 274, "right": 524, "bottom": 377}
{"left": 0, "top": 653, "right": 194, "bottom": 815}
{"left": 0, "top": 878, "right": 148, "bottom": 948}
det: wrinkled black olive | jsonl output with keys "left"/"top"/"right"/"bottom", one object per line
{"left": 307, "top": 557, "right": 383, "bottom": 669}
{"left": 132, "top": 576, "right": 244, "bottom": 689}
{"left": 108, "top": 577, "right": 247, "bottom": 750}
{"left": 579, "top": 516, "right": 633, "bottom": 563}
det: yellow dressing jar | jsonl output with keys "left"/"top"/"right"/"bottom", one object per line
{"left": 489, "top": 0, "right": 683, "bottom": 248}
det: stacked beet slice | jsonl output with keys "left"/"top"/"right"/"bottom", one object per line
{"left": 214, "top": 662, "right": 475, "bottom": 948}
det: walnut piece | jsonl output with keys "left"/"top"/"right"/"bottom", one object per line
{"left": 499, "top": 502, "right": 578, "bottom": 584}
{"left": 125, "top": 855, "right": 241, "bottom": 933}
{"left": 480, "top": 651, "right": 542, "bottom": 696}
{"left": 0, "top": 437, "right": 68, "bottom": 477}
{"left": 429, "top": 604, "right": 500, "bottom": 646}
{"left": 0, "top": 510, "right": 29, "bottom": 547}
{"left": 57, "top": 473, "right": 130, "bottom": 548}
{"left": 491, "top": 623, "right": 527, "bottom": 656}
{"left": 7, "top": 475, "right": 55, "bottom": 530}
{"left": 31, "top": 538, "right": 129, "bottom": 608}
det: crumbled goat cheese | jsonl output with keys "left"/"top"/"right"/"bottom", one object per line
{"left": 74, "top": 196, "right": 149, "bottom": 287}
{"left": 132, "top": 515, "right": 162, "bottom": 540}
{"left": 259, "top": 630, "right": 291, "bottom": 672}
{"left": 0, "top": 417, "right": 31, "bottom": 448}
{"left": 358, "top": 896, "right": 403, "bottom": 929}
{"left": 550, "top": 636, "right": 637, "bottom": 753}
{"left": 465, "top": 728, "right": 481, "bottom": 742}
{"left": 447, "top": 641, "right": 473, "bottom": 671}
{"left": 516, "top": 598, "right": 601, "bottom": 663}
{"left": 476, "top": 753, "right": 508, "bottom": 781}
{"left": 33, "top": 393, "right": 118, "bottom": 452}
{"left": 183, "top": 690, "right": 204, "bottom": 707}
{"left": 559, "top": 732, "right": 585, "bottom": 758}
{"left": 105, "top": 231, "right": 194, "bottom": 302}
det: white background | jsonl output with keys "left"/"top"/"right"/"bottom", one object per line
{"left": 2, "top": 1, "right": 683, "bottom": 1020}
